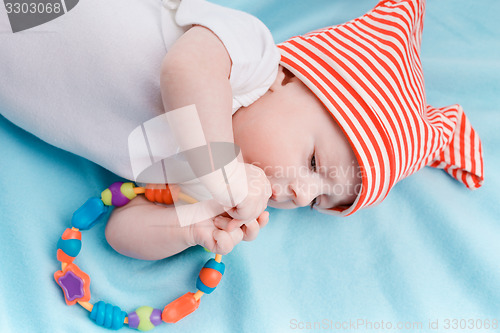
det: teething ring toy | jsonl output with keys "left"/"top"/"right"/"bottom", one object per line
{"left": 54, "top": 182, "right": 225, "bottom": 331}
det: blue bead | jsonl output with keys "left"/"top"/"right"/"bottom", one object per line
{"left": 112, "top": 306, "right": 126, "bottom": 330}
{"left": 57, "top": 238, "right": 81, "bottom": 257}
{"left": 90, "top": 301, "right": 126, "bottom": 330}
{"left": 195, "top": 259, "right": 225, "bottom": 294}
{"left": 104, "top": 303, "right": 113, "bottom": 329}
{"left": 204, "top": 259, "right": 225, "bottom": 275}
{"left": 72, "top": 197, "right": 108, "bottom": 230}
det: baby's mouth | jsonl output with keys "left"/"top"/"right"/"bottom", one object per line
{"left": 270, "top": 191, "right": 287, "bottom": 203}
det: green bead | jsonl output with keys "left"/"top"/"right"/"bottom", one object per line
{"left": 121, "top": 182, "right": 137, "bottom": 200}
{"left": 101, "top": 189, "right": 112, "bottom": 206}
{"left": 136, "top": 306, "right": 155, "bottom": 331}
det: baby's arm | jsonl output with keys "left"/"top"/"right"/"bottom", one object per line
{"left": 161, "top": 26, "right": 271, "bottom": 222}
{"left": 105, "top": 196, "right": 269, "bottom": 260}
{"left": 161, "top": 25, "right": 233, "bottom": 143}
{"left": 105, "top": 195, "right": 191, "bottom": 260}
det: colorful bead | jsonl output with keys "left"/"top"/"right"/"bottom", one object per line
{"left": 120, "top": 182, "right": 138, "bottom": 200}
{"left": 57, "top": 228, "right": 82, "bottom": 263}
{"left": 196, "top": 259, "right": 225, "bottom": 294}
{"left": 101, "top": 182, "right": 137, "bottom": 207}
{"left": 128, "top": 306, "right": 162, "bottom": 331}
{"left": 71, "top": 197, "right": 108, "bottom": 230}
{"left": 90, "top": 301, "right": 127, "bottom": 330}
{"left": 144, "top": 184, "right": 179, "bottom": 205}
{"left": 57, "top": 249, "right": 75, "bottom": 264}
{"left": 161, "top": 292, "right": 200, "bottom": 324}
{"left": 54, "top": 263, "right": 91, "bottom": 305}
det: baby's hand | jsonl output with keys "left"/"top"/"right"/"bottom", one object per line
{"left": 224, "top": 163, "right": 272, "bottom": 223}
{"left": 189, "top": 211, "right": 269, "bottom": 255}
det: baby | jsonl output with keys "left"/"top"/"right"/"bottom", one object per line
{"left": 0, "top": 0, "right": 484, "bottom": 260}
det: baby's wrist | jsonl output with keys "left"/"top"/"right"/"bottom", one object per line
{"left": 198, "top": 157, "right": 248, "bottom": 207}
{"left": 184, "top": 223, "right": 199, "bottom": 248}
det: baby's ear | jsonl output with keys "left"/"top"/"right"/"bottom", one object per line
{"left": 269, "top": 65, "right": 295, "bottom": 92}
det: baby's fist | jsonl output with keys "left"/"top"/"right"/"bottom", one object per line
{"left": 224, "top": 163, "right": 271, "bottom": 222}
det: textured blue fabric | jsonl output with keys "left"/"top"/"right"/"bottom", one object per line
{"left": 1, "top": 1, "right": 499, "bottom": 332}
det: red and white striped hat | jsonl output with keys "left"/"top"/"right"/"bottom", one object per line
{"left": 277, "top": 0, "right": 484, "bottom": 216}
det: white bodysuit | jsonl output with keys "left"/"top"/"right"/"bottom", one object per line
{"left": 0, "top": 0, "right": 280, "bottom": 180}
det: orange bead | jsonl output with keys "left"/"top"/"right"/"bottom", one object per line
{"left": 57, "top": 249, "right": 76, "bottom": 264}
{"left": 62, "top": 228, "right": 81, "bottom": 240}
{"left": 57, "top": 228, "right": 82, "bottom": 264}
{"left": 199, "top": 268, "right": 222, "bottom": 288}
{"left": 161, "top": 292, "right": 200, "bottom": 323}
{"left": 144, "top": 184, "right": 180, "bottom": 205}
{"left": 196, "top": 259, "right": 225, "bottom": 294}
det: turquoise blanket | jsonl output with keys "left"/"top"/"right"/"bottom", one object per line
{"left": 1, "top": 0, "right": 499, "bottom": 332}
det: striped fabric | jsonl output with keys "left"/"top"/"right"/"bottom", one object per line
{"left": 277, "top": 0, "right": 484, "bottom": 216}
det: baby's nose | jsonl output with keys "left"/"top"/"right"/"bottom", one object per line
{"left": 289, "top": 182, "right": 317, "bottom": 207}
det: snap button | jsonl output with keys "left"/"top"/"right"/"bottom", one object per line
{"left": 162, "top": 0, "right": 180, "bottom": 10}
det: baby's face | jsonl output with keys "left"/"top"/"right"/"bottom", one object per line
{"left": 232, "top": 65, "right": 361, "bottom": 211}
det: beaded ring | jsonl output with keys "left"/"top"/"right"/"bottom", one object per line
{"left": 54, "top": 182, "right": 225, "bottom": 331}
